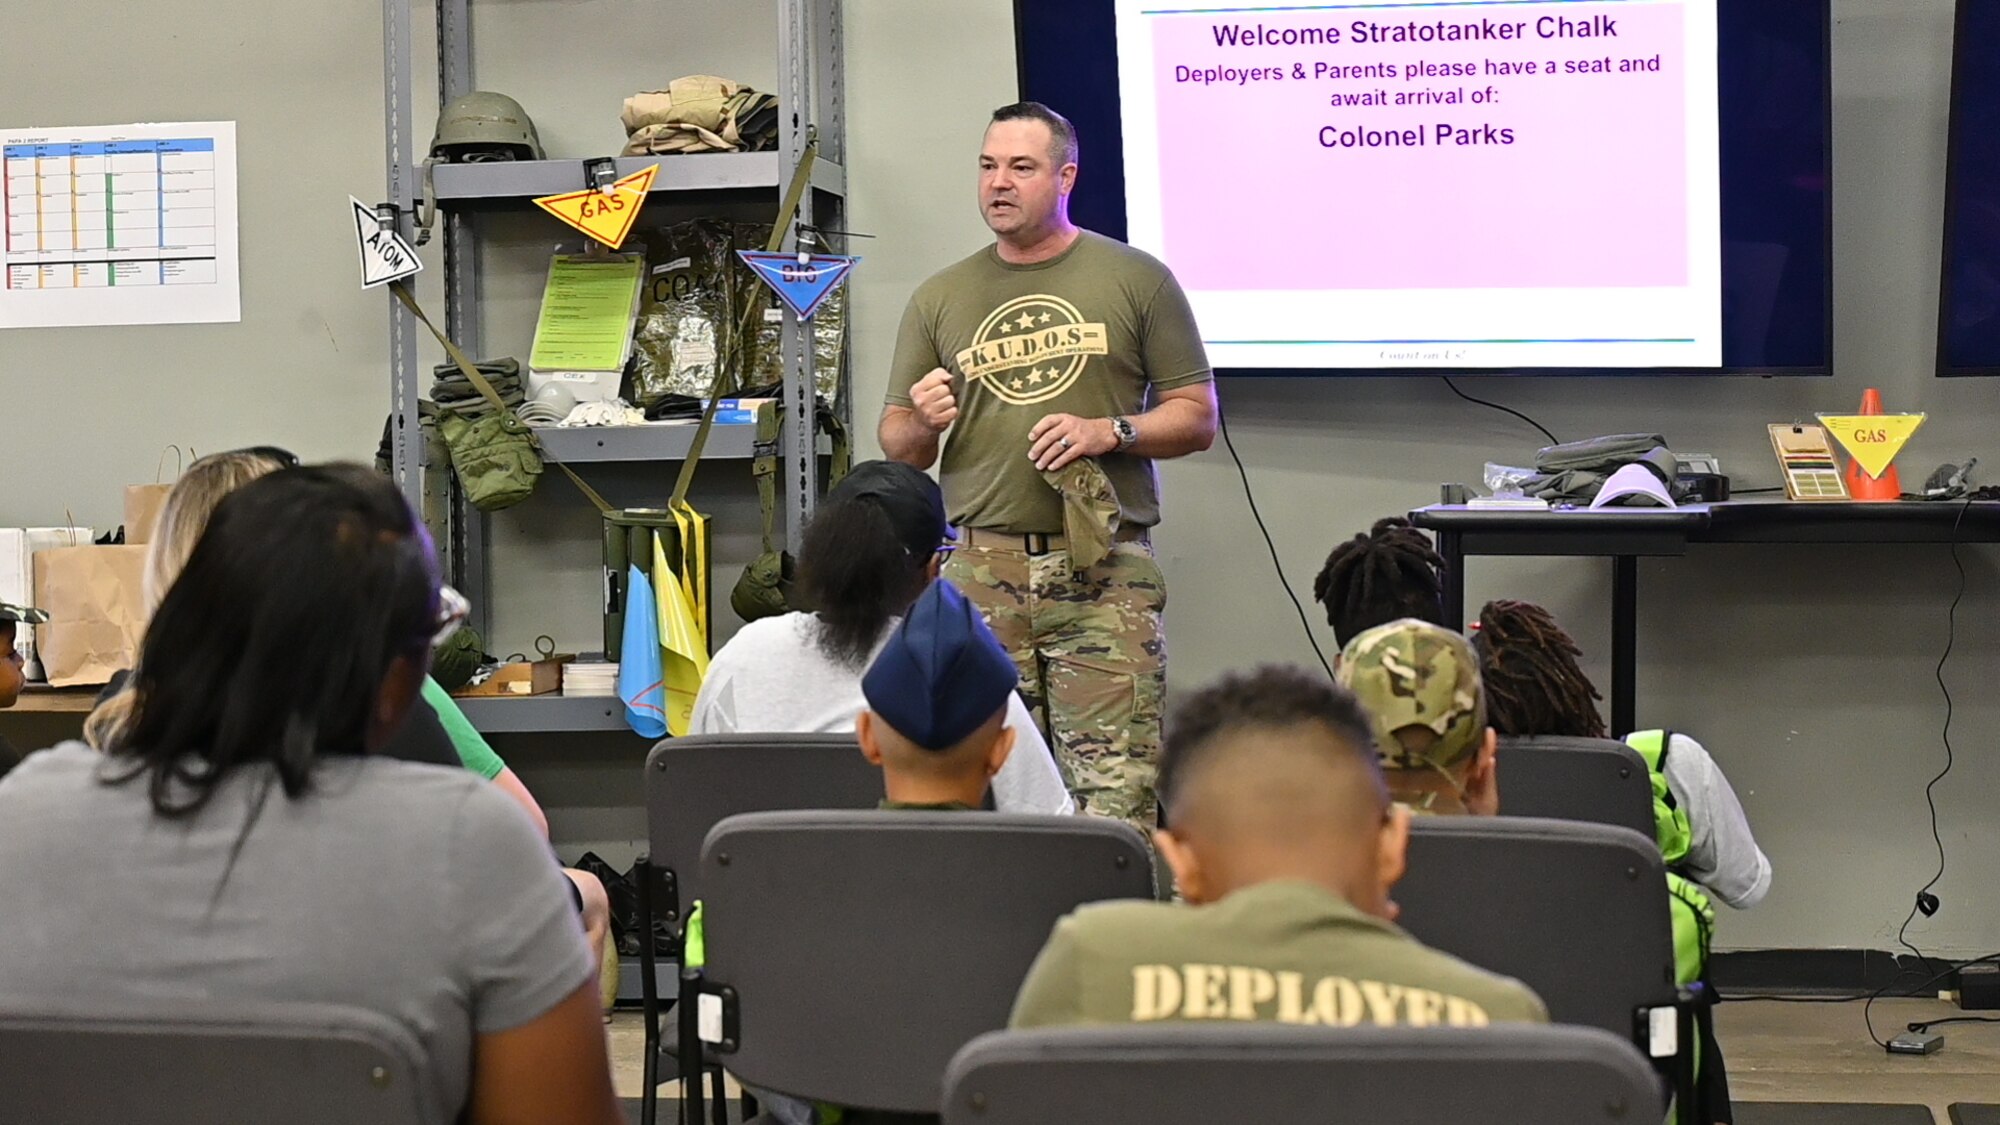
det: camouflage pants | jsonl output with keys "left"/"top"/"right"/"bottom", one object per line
{"left": 943, "top": 539, "right": 1166, "bottom": 831}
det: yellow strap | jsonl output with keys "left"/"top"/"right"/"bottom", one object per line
{"left": 389, "top": 279, "right": 614, "bottom": 514}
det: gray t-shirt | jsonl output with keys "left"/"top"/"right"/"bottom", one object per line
{"left": 689, "top": 611, "right": 1076, "bottom": 816}
{"left": 0, "top": 743, "right": 593, "bottom": 1124}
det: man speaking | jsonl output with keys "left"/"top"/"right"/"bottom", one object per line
{"left": 880, "top": 102, "right": 1217, "bottom": 830}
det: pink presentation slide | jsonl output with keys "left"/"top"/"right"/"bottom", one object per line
{"left": 1148, "top": 1, "right": 1690, "bottom": 291}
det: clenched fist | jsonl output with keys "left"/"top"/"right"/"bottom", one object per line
{"left": 910, "top": 367, "right": 960, "bottom": 433}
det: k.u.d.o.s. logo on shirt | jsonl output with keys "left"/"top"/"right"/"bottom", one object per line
{"left": 953, "top": 295, "right": 1109, "bottom": 406}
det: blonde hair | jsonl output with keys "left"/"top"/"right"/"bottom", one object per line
{"left": 143, "top": 451, "right": 292, "bottom": 611}
{"left": 86, "top": 450, "right": 292, "bottom": 750}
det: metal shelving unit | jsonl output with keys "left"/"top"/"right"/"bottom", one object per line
{"left": 453, "top": 694, "right": 630, "bottom": 734}
{"left": 533, "top": 424, "right": 835, "bottom": 464}
{"left": 429, "top": 151, "right": 846, "bottom": 202}
{"left": 378, "top": 0, "right": 847, "bottom": 734}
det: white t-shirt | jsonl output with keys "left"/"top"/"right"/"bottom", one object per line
{"left": 690, "top": 612, "right": 1076, "bottom": 816}
{"left": 1647, "top": 732, "right": 1772, "bottom": 910}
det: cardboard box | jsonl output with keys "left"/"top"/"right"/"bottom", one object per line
{"left": 452, "top": 656, "right": 571, "bottom": 698}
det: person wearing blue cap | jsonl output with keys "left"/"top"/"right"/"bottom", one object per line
{"left": 733, "top": 581, "right": 1028, "bottom": 1125}
{"left": 858, "top": 579, "right": 1023, "bottom": 810}
{"left": 690, "top": 460, "right": 1072, "bottom": 815}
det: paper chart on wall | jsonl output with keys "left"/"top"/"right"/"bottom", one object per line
{"left": 1, "top": 120, "right": 240, "bottom": 328}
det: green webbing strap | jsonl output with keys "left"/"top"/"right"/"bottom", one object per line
{"left": 389, "top": 279, "right": 614, "bottom": 514}
{"left": 672, "top": 138, "right": 818, "bottom": 508}
{"left": 753, "top": 400, "right": 848, "bottom": 556}
{"left": 751, "top": 401, "right": 783, "bottom": 554}
{"left": 822, "top": 402, "right": 851, "bottom": 480}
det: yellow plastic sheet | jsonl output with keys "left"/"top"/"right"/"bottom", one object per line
{"left": 651, "top": 505, "right": 710, "bottom": 736}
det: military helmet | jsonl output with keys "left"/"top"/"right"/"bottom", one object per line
{"left": 432, "top": 91, "right": 544, "bottom": 161}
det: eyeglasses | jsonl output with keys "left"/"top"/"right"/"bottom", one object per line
{"left": 431, "top": 585, "right": 470, "bottom": 649}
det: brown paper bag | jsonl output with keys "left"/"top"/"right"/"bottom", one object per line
{"left": 125, "top": 484, "right": 171, "bottom": 546}
{"left": 127, "top": 444, "right": 190, "bottom": 546}
{"left": 32, "top": 545, "right": 149, "bottom": 687}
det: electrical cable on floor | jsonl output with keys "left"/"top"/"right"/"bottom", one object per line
{"left": 1908, "top": 1016, "right": 2000, "bottom": 1033}
{"left": 1216, "top": 400, "right": 1334, "bottom": 681}
{"left": 1441, "top": 376, "right": 1559, "bottom": 445}
{"left": 1895, "top": 497, "right": 1974, "bottom": 982}
{"left": 1727, "top": 501, "right": 1979, "bottom": 1049}
{"left": 1862, "top": 951, "right": 2000, "bottom": 1049}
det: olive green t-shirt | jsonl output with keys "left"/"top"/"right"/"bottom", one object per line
{"left": 887, "top": 232, "right": 1213, "bottom": 534}
{"left": 1008, "top": 880, "right": 1549, "bottom": 1029}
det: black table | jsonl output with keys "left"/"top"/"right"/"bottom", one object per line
{"left": 1409, "top": 501, "right": 2000, "bottom": 736}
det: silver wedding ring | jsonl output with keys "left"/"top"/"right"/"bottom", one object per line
{"left": 1059, "top": 436, "right": 1073, "bottom": 449}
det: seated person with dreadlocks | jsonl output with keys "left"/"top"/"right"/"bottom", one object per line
{"left": 1317, "top": 519, "right": 1773, "bottom": 917}
{"left": 1474, "top": 600, "right": 1767, "bottom": 1125}
{"left": 1314, "top": 517, "right": 1451, "bottom": 647}
{"left": 1342, "top": 618, "right": 1734, "bottom": 1125}
{"left": 1473, "top": 599, "right": 1771, "bottom": 932}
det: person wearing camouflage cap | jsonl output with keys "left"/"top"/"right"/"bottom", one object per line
{"left": 1336, "top": 618, "right": 1498, "bottom": 817}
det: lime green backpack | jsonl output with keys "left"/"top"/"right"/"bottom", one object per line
{"left": 1625, "top": 730, "right": 1715, "bottom": 986}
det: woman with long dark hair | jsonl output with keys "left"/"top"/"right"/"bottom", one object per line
{"left": 0, "top": 466, "right": 622, "bottom": 1125}
{"left": 692, "top": 460, "right": 1072, "bottom": 814}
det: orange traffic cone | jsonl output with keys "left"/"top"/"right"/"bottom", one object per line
{"left": 1845, "top": 387, "right": 1902, "bottom": 501}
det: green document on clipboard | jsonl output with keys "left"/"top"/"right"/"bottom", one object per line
{"left": 529, "top": 255, "right": 644, "bottom": 372}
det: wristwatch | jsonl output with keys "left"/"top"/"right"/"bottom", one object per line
{"left": 1110, "top": 416, "right": 1139, "bottom": 452}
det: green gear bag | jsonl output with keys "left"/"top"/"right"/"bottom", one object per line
{"left": 431, "top": 624, "right": 487, "bottom": 692}
{"left": 438, "top": 408, "right": 544, "bottom": 512}
{"left": 1627, "top": 729, "right": 1713, "bottom": 987}
{"left": 391, "top": 281, "right": 614, "bottom": 518}
{"left": 1624, "top": 729, "right": 1695, "bottom": 864}
{"left": 731, "top": 399, "right": 851, "bottom": 622}
{"left": 1667, "top": 871, "right": 1716, "bottom": 987}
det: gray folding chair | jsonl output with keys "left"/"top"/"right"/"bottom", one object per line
{"left": 694, "top": 810, "right": 1156, "bottom": 1117}
{"left": 1395, "top": 816, "right": 1685, "bottom": 1118}
{"left": 1496, "top": 735, "right": 1657, "bottom": 841}
{"left": 637, "top": 733, "right": 889, "bottom": 1125}
{"left": 0, "top": 1001, "right": 433, "bottom": 1125}
{"left": 943, "top": 1024, "right": 1662, "bottom": 1125}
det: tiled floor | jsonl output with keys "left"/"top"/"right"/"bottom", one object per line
{"left": 608, "top": 997, "right": 2000, "bottom": 1119}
